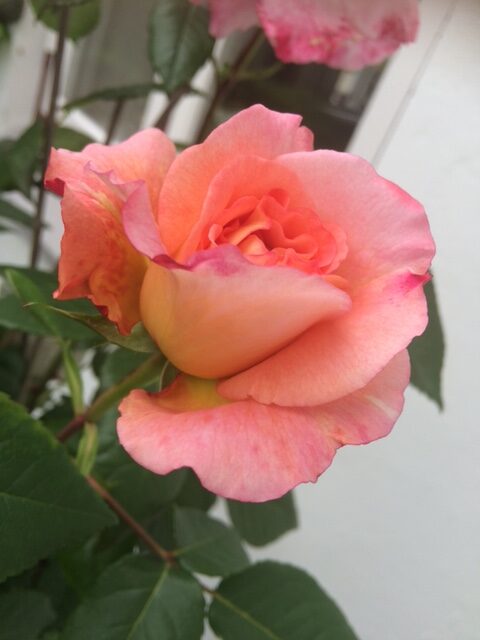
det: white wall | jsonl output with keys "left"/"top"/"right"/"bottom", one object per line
{"left": 251, "top": 1, "right": 480, "bottom": 639}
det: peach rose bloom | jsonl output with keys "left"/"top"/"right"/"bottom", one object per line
{"left": 46, "top": 105, "right": 434, "bottom": 502}
{"left": 193, "top": 0, "right": 419, "bottom": 70}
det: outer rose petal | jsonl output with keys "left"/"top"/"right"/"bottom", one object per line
{"left": 118, "top": 376, "right": 338, "bottom": 502}
{"left": 316, "top": 349, "right": 410, "bottom": 445}
{"left": 277, "top": 150, "right": 435, "bottom": 286}
{"left": 117, "top": 351, "right": 409, "bottom": 501}
{"left": 57, "top": 186, "right": 146, "bottom": 333}
{"left": 207, "top": 0, "right": 259, "bottom": 37}
{"left": 46, "top": 128, "right": 175, "bottom": 207}
{"left": 219, "top": 271, "right": 428, "bottom": 406}
{"left": 157, "top": 104, "right": 313, "bottom": 255}
{"left": 257, "top": 0, "right": 419, "bottom": 69}
{"left": 140, "top": 245, "right": 351, "bottom": 379}
{"left": 46, "top": 129, "right": 175, "bottom": 332}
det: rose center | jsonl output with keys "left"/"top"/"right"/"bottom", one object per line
{"left": 204, "top": 188, "right": 347, "bottom": 275}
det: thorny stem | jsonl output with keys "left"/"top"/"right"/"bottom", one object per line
{"left": 195, "top": 29, "right": 264, "bottom": 143}
{"left": 56, "top": 353, "right": 165, "bottom": 442}
{"left": 30, "top": 6, "right": 70, "bottom": 267}
{"left": 86, "top": 476, "right": 175, "bottom": 565}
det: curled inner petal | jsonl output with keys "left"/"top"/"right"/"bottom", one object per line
{"left": 200, "top": 187, "right": 347, "bottom": 276}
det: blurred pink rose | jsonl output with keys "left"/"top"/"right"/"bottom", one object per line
{"left": 46, "top": 105, "right": 434, "bottom": 502}
{"left": 194, "top": 0, "right": 419, "bottom": 70}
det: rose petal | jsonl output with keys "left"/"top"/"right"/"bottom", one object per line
{"left": 46, "top": 128, "right": 175, "bottom": 207}
{"left": 117, "top": 376, "right": 338, "bottom": 502}
{"left": 121, "top": 182, "right": 164, "bottom": 259}
{"left": 140, "top": 245, "right": 351, "bottom": 379}
{"left": 219, "top": 270, "right": 428, "bottom": 406}
{"left": 56, "top": 186, "right": 147, "bottom": 333}
{"left": 46, "top": 129, "right": 175, "bottom": 332}
{"left": 257, "top": 0, "right": 419, "bottom": 69}
{"left": 178, "top": 154, "right": 313, "bottom": 259}
{"left": 315, "top": 349, "right": 410, "bottom": 445}
{"left": 208, "top": 0, "right": 259, "bottom": 37}
{"left": 157, "top": 104, "right": 314, "bottom": 255}
{"left": 277, "top": 150, "right": 435, "bottom": 286}
{"left": 117, "top": 351, "right": 409, "bottom": 502}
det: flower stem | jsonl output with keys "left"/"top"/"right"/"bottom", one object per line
{"left": 195, "top": 29, "right": 264, "bottom": 143}
{"left": 30, "top": 6, "right": 70, "bottom": 267}
{"left": 57, "top": 352, "right": 165, "bottom": 442}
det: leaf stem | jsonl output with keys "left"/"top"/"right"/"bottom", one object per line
{"left": 195, "top": 29, "right": 263, "bottom": 143}
{"left": 86, "top": 476, "right": 175, "bottom": 565}
{"left": 57, "top": 352, "right": 165, "bottom": 442}
{"left": 30, "top": 6, "right": 70, "bottom": 267}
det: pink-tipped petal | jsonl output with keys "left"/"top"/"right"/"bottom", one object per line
{"left": 117, "top": 376, "right": 338, "bottom": 502}
{"left": 219, "top": 270, "right": 428, "bottom": 406}
{"left": 157, "top": 105, "right": 314, "bottom": 255}
{"left": 277, "top": 150, "right": 435, "bottom": 286}
{"left": 56, "top": 186, "right": 147, "bottom": 333}
{"left": 46, "top": 128, "right": 175, "bottom": 207}
{"left": 46, "top": 129, "right": 175, "bottom": 332}
{"left": 140, "top": 245, "right": 351, "bottom": 379}
{"left": 316, "top": 349, "right": 410, "bottom": 445}
{"left": 207, "top": 0, "right": 259, "bottom": 37}
{"left": 258, "top": 0, "right": 419, "bottom": 69}
{"left": 117, "top": 351, "right": 409, "bottom": 502}
{"left": 121, "top": 182, "right": 164, "bottom": 259}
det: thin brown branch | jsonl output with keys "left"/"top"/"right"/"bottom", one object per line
{"left": 154, "top": 86, "right": 188, "bottom": 130}
{"left": 195, "top": 29, "right": 263, "bottom": 144}
{"left": 105, "top": 98, "right": 125, "bottom": 144}
{"left": 87, "top": 476, "right": 174, "bottom": 565}
{"left": 34, "top": 52, "right": 53, "bottom": 119}
{"left": 56, "top": 412, "right": 86, "bottom": 442}
{"left": 30, "top": 6, "right": 70, "bottom": 267}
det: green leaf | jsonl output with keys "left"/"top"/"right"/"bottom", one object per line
{"left": 62, "top": 554, "right": 204, "bottom": 639}
{"left": 0, "top": 198, "right": 34, "bottom": 228}
{"left": 1, "top": 122, "right": 42, "bottom": 196}
{"left": 408, "top": 278, "right": 444, "bottom": 409}
{"left": 0, "top": 394, "right": 116, "bottom": 582}
{"left": 209, "top": 561, "right": 359, "bottom": 640}
{"left": 0, "top": 588, "right": 55, "bottom": 640}
{"left": 149, "top": 0, "right": 214, "bottom": 94}
{"left": 174, "top": 507, "right": 249, "bottom": 577}
{"left": 4, "top": 269, "right": 96, "bottom": 341}
{"left": 36, "top": 306, "right": 157, "bottom": 352}
{"left": 227, "top": 492, "right": 297, "bottom": 547}
{"left": 0, "top": 293, "right": 47, "bottom": 334}
{"left": 175, "top": 469, "right": 216, "bottom": 512}
{"left": 64, "top": 83, "right": 166, "bottom": 110}
{"left": 30, "top": 0, "right": 101, "bottom": 41}
{"left": 95, "top": 412, "right": 186, "bottom": 520}
{"left": 0, "top": 139, "right": 16, "bottom": 191}
{"left": 52, "top": 127, "right": 93, "bottom": 152}
{"left": 0, "top": 345, "right": 25, "bottom": 397}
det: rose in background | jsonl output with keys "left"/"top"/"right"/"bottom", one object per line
{"left": 46, "top": 104, "right": 434, "bottom": 502}
{"left": 192, "top": 0, "right": 419, "bottom": 69}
